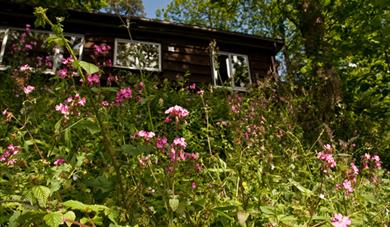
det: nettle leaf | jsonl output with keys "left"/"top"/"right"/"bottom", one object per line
{"left": 79, "top": 60, "right": 100, "bottom": 75}
{"left": 169, "top": 198, "right": 179, "bottom": 212}
{"left": 63, "top": 211, "right": 76, "bottom": 227}
{"left": 43, "top": 212, "right": 63, "bottom": 227}
{"left": 32, "top": 186, "right": 51, "bottom": 208}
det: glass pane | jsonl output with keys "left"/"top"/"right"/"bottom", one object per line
{"left": 115, "top": 41, "right": 160, "bottom": 71}
{"left": 4, "top": 29, "right": 56, "bottom": 71}
{"left": 214, "top": 54, "right": 231, "bottom": 86}
{"left": 56, "top": 35, "right": 84, "bottom": 64}
{"left": 231, "top": 55, "right": 250, "bottom": 88}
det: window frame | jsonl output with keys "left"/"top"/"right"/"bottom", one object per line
{"left": 0, "top": 26, "right": 85, "bottom": 73}
{"left": 211, "top": 51, "right": 252, "bottom": 91}
{"left": 114, "top": 38, "right": 162, "bottom": 72}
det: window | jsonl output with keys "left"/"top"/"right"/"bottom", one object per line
{"left": 0, "top": 27, "right": 84, "bottom": 73}
{"left": 0, "top": 29, "right": 8, "bottom": 70}
{"left": 114, "top": 39, "right": 161, "bottom": 71}
{"left": 212, "top": 52, "right": 251, "bottom": 91}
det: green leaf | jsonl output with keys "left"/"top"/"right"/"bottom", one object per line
{"left": 260, "top": 206, "right": 275, "bottom": 216}
{"left": 63, "top": 200, "right": 87, "bottom": 211}
{"left": 32, "top": 186, "right": 51, "bottom": 208}
{"left": 289, "top": 179, "right": 313, "bottom": 196}
{"left": 44, "top": 212, "right": 63, "bottom": 227}
{"left": 169, "top": 198, "right": 179, "bottom": 212}
{"left": 79, "top": 60, "right": 100, "bottom": 75}
{"left": 64, "top": 211, "right": 76, "bottom": 227}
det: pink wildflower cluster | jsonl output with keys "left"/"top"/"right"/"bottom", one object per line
{"left": 55, "top": 94, "right": 86, "bottom": 119}
{"left": 57, "top": 56, "right": 77, "bottom": 79}
{"left": 168, "top": 137, "right": 199, "bottom": 163}
{"left": 0, "top": 144, "right": 21, "bottom": 166}
{"left": 93, "top": 43, "right": 111, "bottom": 56}
{"left": 362, "top": 153, "right": 381, "bottom": 169}
{"left": 23, "top": 85, "right": 35, "bottom": 95}
{"left": 331, "top": 213, "right": 351, "bottom": 227}
{"left": 86, "top": 74, "right": 100, "bottom": 86}
{"left": 336, "top": 162, "right": 360, "bottom": 197}
{"left": 156, "top": 136, "right": 168, "bottom": 149}
{"left": 317, "top": 144, "right": 336, "bottom": 172}
{"left": 115, "top": 87, "right": 132, "bottom": 105}
{"left": 134, "top": 130, "right": 155, "bottom": 141}
{"left": 164, "top": 105, "right": 189, "bottom": 123}
{"left": 54, "top": 158, "right": 65, "bottom": 166}
{"left": 19, "top": 64, "right": 32, "bottom": 72}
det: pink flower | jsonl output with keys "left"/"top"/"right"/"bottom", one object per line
{"left": 173, "top": 137, "right": 187, "bottom": 149}
{"left": 57, "top": 68, "right": 68, "bottom": 79}
{"left": 135, "top": 130, "right": 155, "bottom": 140}
{"left": 350, "top": 163, "right": 359, "bottom": 175}
{"left": 78, "top": 97, "right": 86, "bottom": 106}
{"left": 165, "top": 105, "right": 189, "bottom": 119}
{"left": 24, "top": 44, "right": 32, "bottom": 50}
{"left": 156, "top": 136, "right": 168, "bottom": 149}
{"left": 115, "top": 87, "right": 132, "bottom": 105}
{"left": 62, "top": 56, "right": 74, "bottom": 65}
{"left": 101, "top": 101, "right": 109, "bottom": 107}
{"left": 197, "top": 89, "right": 204, "bottom": 96}
{"left": 7, "top": 144, "right": 21, "bottom": 155}
{"left": 20, "top": 64, "right": 32, "bottom": 72}
{"left": 331, "top": 213, "right": 351, "bottom": 227}
{"left": 342, "top": 179, "right": 354, "bottom": 195}
{"left": 189, "top": 83, "right": 196, "bottom": 90}
{"left": 55, "top": 103, "right": 70, "bottom": 118}
{"left": 317, "top": 152, "right": 336, "bottom": 170}
{"left": 192, "top": 181, "right": 197, "bottom": 189}
{"left": 371, "top": 155, "right": 381, "bottom": 169}
{"left": 86, "top": 74, "right": 100, "bottom": 86}
{"left": 23, "top": 85, "right": 35, "bottom": 94}
{"left": 0, "top": 144, "right": 21, "bottom": 165}
{"left": 54, "top": 158, "right": 65, "bottom": 166}
{"left": 169, "top": 147, "right": 177, "bottom": 162}
{"left": 164, "top": 117, "right": 172, "bottom": 123}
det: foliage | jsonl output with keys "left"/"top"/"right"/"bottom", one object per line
{"left": 160, "top": 0, "right": 390, "bottom": 168}
{"left": 0, "top": 7, "right": 389, "bottom": 226}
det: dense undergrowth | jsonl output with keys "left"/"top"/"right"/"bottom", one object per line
{"left": 0, "top": 9, "right": 389, "bottom": 226}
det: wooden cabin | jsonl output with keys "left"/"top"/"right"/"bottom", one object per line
{"left": 0, "top": 2, "right": 283, "bottom": 91}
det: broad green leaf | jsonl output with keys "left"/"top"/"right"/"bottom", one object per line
{"left": 63, "top": 200, "right": 87, "bottom": 211}
{"left": 32, "top": 186, "right": 51, "bottom": 208}
{"left": 260, "top": 206, "right": 275, "bottom": 216}
{"left": 79, "top": 60, "right": 100, "bottom": 75}
{"left": 64, "top": 211, "right": 76, "bottom": 227}
{"left": 44, "top": 212, "right": 63, "bottom": 227}
{"left": 169, "top": 198, "right": 179, "bottom": 212}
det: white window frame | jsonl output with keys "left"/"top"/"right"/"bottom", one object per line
{"left": 0, "top": 27, "right": 84, "bottom": 73}
{"left": 211, "top": 51, "right": 252, "bottom": 91}
{"left": 114, "top": 38, "right": 162, "bottom": 72}
{"left": 0, "top": 29, "right": 9, "bottom": 70}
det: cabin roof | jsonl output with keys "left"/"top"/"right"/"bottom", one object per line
{"left": 0, "top": 1, "right": 283, "bottom": 53}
